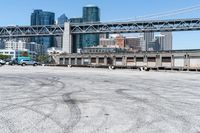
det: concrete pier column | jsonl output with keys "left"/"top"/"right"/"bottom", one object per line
{"left": 75, "top": 57, "right": 78, "bottom": 65}
{"left": 62, "top": 22, "right": 72, "bottom": 54}
{"left": 104, "top": 56, "right": 107, "bottom": 65}
{"left": 171, "top": 55, "right": 174, "bottom": 68}
{"left": 96, "top": 57, "right": 99, "bottom": 65}
{"left": 63, "top": 58, "right": 65, "bottom": 65}
{"left": 69, "top": 57, "right": 71, "bottom": 65}
{"left": 113, "top": 56, "right": 116, "bottom": 66}
{"left": 123, "top": 56, "right": 127, "bottom": 66}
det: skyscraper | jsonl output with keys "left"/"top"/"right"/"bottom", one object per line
{"left": 155, "top": 35, "right": 165, "bottom": 50}
{"left": 161, "top": 32, "right": 172, "bottom": 50}
{"left": 70, "top": 17, "right": 83, "bottom": 53}
{"left": 57, "top": 14, "right": 68, "bottom": 25}
{"left": 55, "top": 14, "right": 68, "bottom": 49}
{"left": 82, "top": 5, "right": 100, "bottom": 48}
{"left": 140, "top": 32, "right": 154, "bottom": 51}
{"left": 31, "top": 10, "right": 55, "bottom": 50}
{"left": 143, "top": 32, "right": 154, "bottom": 51}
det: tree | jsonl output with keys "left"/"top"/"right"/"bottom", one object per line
{"left": 0, "top": 54, "right": 11, "bottom": 60}
{"left": 36, "top": 55, "right": 49, "bottom": 64}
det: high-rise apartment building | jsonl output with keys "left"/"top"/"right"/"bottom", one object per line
{"left": 82, "top": 5, "right": 100, "bottom": 48}
{"left": 31, "top": 10, "right": 55, "bottom": 50}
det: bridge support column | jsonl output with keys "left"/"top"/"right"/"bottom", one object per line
{"left": 63, "top": 22, "right": 72, "bottom": 54}
{"left": 104, "top": 56, "right": 107, "bottom": 65}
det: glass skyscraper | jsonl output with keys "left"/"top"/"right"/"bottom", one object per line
{"left": 82, "top": 5, "right": 100, "bottom": 48}
{"left": 31, "top": 10, "right": 55, "bottom": 50}
{"left": 70, "top": 18, "right": 83, "bottom": 53}
{"left": 57, "top": 14, "right": 68, "bottom": 25}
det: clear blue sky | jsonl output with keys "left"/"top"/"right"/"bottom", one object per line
{"left": 1, "top": 0, "right": 200, "bottom": 49}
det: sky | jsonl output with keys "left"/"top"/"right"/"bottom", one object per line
{"left": 1, "top": 0, "right": 200, "bottom": 49}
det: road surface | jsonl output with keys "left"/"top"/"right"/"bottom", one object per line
{"left": 0, "top": 66, "right": 200, "bottom": 133}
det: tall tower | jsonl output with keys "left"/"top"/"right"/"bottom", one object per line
{"left": 31, "top": 10, "right": 55, "bottom": 51}
{"left": 161, "top": 32, "right": 172, "bottom": 50}
{"left": 143, "top": 32, "right": 154, "bottom": 51}
{"left": 82, "top": 5, "right": 100, "bottom": 48}
{"left": 155, "top": 35, "right": 165, "bottom": 50}
{"left": 57, "top": 14, "right": 68, "bottom": 25}
{"left": 55, "top": 14, "right": 68, "bottom": 49}
{"left": 70, "top": 18, "right": 83, "bottom": 53}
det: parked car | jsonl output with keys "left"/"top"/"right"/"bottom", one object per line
{"left": 8, "top": 60, "right": 18, "bottom": 65}
{"left": 19, "top": 59, "right": 39, "bottom": 66}
{"left": 0, "top": 59, "right": 6, "bottom": 65}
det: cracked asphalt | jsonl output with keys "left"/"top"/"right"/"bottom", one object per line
{"left": 0, "top": 66, "right": 200, "bottom": 133}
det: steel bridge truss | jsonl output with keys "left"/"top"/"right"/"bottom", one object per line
{"left": 1, "top": 18, "right": 200, "bottom": 37}
{"left": 0, "top": 25, "right": 64, "bottom": 38}
{"left": 70, "top": 18, "right": 200, "bottom": 34}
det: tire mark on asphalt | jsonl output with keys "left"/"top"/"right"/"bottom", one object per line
{"left": 115, "top": 88, "right": 192, "bottom": 133}
{"left": 0, "top": 115, "right": 20, "bottom": 133}
{"left": 62, "top": 92, "right": 81, "bottom": 133}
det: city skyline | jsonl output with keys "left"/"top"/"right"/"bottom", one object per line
{"left": 1, "top": 0, "right": 200, "bottom": 49}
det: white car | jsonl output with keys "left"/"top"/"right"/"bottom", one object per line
{"left": 19, "top": 59, "right": 39, "bottom": 66}
{"left": 0, "top": 59, "right": 5, "bottom": 65}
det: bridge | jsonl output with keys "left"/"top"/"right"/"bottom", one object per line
{"left": 0, "top": 18, "right": 200, "bottom": 37}
{"left": 1, "top": 18, "right": 200, "bottom": 53}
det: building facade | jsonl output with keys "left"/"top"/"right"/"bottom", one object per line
{"left": 125, "top": 37, "right": 141, "bottom": 52}
{"left": 161, "top": 32, "right": 172, "bottom": 50}
{"left": 82, "top": 5, "right": 100, "bottom": 48}
{"left": 31, "top": 10, "right": 55, "bottom": 50}
{"left": 57, "top": 14, "right": 68, "bottom": 25}
{"left": 70, "top": 17, "right": 83, "bottom": 53}
{"left": 115, "top": 36, "right": 125, "bottom": 48}
{"left": 4, "top": 40, "right": 44, "bottom": 57}
{"left": 99, "top": 38, "right": 115, "bottom": 48}
{"left": 142, "top": 32, "right": 154, "bottom": 51}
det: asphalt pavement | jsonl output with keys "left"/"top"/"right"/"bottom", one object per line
{"left": 0, "top": 66, "right": 200, "bottom": 133}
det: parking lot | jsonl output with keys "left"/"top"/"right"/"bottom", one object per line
{"left": 0, "top": 66, "right": 200, "bottom": 133}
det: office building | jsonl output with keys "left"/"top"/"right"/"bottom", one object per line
{"left": 31, "top": 10, "right": 55, "bottom": 50}
{"left": 0, "top": 39, "right": 5, "bottom": 49}
{"left": 125, "top": 37, "right": 141, "bottom": 52}
{"left": 69, "top": 17, "right": 83, "bottom": 23}
{"left": 4, "top": 40, "right": 44, "bottom": 56}
{"left": 142, "top": 32, "right": 154, "bottom": 51}
{"left": 115, "top": 36, "right": 125, "bottom": 48}
{"left": 82, "top": 5, "right": 100, "bottom": 48}
{"left": 0, "top": 49, "right": 18, "bottom": 60}
{"left": 155, "top": 35, "right": 165, "bottom": 51}
{"left": 99, "top": 38, "right": 115, "bottom": 48}
{"left": 55, "top": 14, "right": 68, "bottom": 49}
{"left": 5, "top": 40, "right": 26, "bottom": 50}
{"left": 148, "top": 39, "right": 160, "bottom": 51}
{"left": 57, "top": 14, "right": 68, "bottom": 25}
{"left": 161, "top": 32, "right": 172, "bottom": 50}
{"left": 70, "top": 17, "right": 83, "bottom": 53}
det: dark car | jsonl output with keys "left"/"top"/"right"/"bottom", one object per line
{"left": 5, "top": 59, "right": 18, "bottom": 65}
